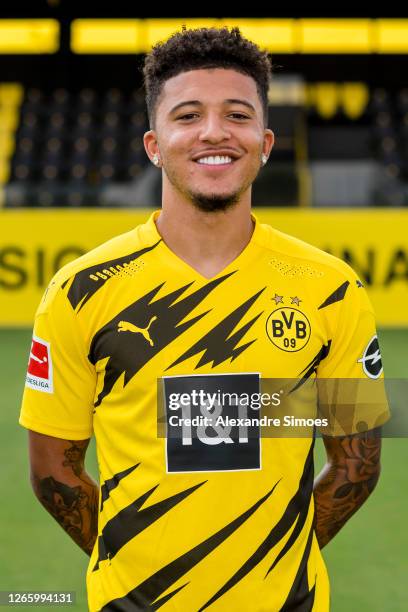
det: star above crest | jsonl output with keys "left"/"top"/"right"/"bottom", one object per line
{"left": 272, "top": 293, "right": 284, "bottom": 305}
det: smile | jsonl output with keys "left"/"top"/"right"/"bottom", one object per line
{"left": 196, "top": 155, "right": 233, "bottom": 166}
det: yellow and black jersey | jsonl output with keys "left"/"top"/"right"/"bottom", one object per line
{"left": 20, "top": 211, "right": 388, "bottom": 611}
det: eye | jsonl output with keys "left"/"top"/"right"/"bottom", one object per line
{"left": 229, "top": 112, "right": 250, "bottom": 120}
{"left": 176, "top": 113, "right": 199, "bottom": 121}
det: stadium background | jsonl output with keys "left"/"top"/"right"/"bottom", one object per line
{"left": 0, "top": 3, "right": 407, "bottom": 610}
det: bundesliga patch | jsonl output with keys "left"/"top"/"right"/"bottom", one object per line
{"left": 25, "top": 335, "right": 53, "bottom": 393}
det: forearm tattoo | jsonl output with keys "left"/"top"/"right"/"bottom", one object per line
{"left": 62, "top": 440, "right": 88, "bottom": 477}
{"left": 313, "top": 428, "right": 381, "bottom": 548}
{"left": 32, "top": 440, "right": 98, "bottom": 556}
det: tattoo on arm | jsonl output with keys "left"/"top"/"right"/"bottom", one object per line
{"left": 62, "top": 440, "right": 88, "bottom": 477}
{"left": 31, "top": 440, "right": 98, "bottom": 556}
{"left": 313, "top": 427, "right": 381, "bottom": 548}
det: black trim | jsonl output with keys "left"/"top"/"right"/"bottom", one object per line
{"left": 318, "top": 280, "right": 349, "bottom": 310}
{"left": 280, "top": 527, "right": 315, "bottom": 611}
{"left": 199, "top": 442, "right": 314, "bottom": 611}
{"left": 100, "top": 463, "right": 140, "bottom": 511}
{"left": 167, "top": 287, "right": 265, "bottom": 370}
{"left": 94, "top": 481, "right": 206, "bottom": 571}
{"left": 66, "top": 240, "right": 161, "bottom": 312}
{"left": 89, "top": 273, "right": 234, "bottom": 408}
{"left": 291, "top": 341, "right": 332, "bottom": 392}
{"left": 101, "top": 481, "right": 280, "bottom": 611}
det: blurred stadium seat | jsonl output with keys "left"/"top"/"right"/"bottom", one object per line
{"left": 3, "top": 80, "right": 408, "bottom": 208}
{"left": 0, "top": 14, "right": 406, "bottom": 209}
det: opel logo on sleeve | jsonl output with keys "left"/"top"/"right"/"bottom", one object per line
{"left": 358, "top": 335, "right": 383, "bottom": 379}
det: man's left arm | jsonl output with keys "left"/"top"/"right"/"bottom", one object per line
{"left": 313, "top": 427, "right": 381, "bottom": 549}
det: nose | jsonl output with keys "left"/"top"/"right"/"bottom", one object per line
{"left": 198, "top": 114, "right": 231, "bottom": 143}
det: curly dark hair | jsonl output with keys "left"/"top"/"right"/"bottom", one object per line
{"left": 143, "top": 26, "right": 272, "bottom": 128}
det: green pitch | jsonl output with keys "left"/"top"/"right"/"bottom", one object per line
{"left": 0, "top": 328, "right": 407, "bottom": 611}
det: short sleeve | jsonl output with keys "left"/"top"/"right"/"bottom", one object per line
{"left": 316, "top": 272, "right": 390, "bottom": 435}
{"left": 19, "top": 278, "right": 96, "bottom": 439}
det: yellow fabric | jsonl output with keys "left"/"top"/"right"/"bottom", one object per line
{"left": 20, "top": 211, "right": 388, "bottom": 611}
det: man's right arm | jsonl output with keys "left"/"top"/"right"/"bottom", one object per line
{"left": 28, "top": 431, "right": 99, "bottom": 556}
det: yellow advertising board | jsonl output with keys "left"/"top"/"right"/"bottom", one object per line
{"left": 0, "top": 208, "right": 407, "bottom": 326}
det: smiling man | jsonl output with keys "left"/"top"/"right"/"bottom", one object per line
{"left": 20, "top": 28, "right": 387, "bottom": 611}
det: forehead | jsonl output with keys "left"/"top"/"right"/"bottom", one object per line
{"left": 157, "top": 68, "right": 261, "bottom": 113}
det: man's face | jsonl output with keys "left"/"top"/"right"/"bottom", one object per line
{"left": 144, "top": 68, "right": 274, "bottom": 212}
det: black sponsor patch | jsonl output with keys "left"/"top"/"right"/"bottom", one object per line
{"left": 358, "top": 335, "right": 383, "bottom": 379}
{"left": 162, "top": 373, "right": 261, "bottom": 472}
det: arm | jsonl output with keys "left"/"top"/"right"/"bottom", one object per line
{"left": 313, "top": 427, "right": 381, "bottom": 549}
{"left": 29, "top": 430, "right": 99, "bottom": 556}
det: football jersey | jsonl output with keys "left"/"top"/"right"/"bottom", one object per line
{"left": 20, "top": 210, "right": 388, "bottom": 612}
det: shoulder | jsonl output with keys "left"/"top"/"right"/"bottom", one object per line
{"left": 38, "top": 223, "right": 161, "bottom": 314}
{"left": 255, "top": 222, "right": 361, "bottom": 285}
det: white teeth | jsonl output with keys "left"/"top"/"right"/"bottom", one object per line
{"left": 197, "top": 155, "right": 233, "bottom": 165}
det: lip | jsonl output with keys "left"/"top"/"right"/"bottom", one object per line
{"left": 194, "top": 161, "right": 235, "bottom": 172}
{"left": 191, "top": 149, "right": 241, "bottom": 162}
{"left": 194, "top": 163, "right": 234, "bottom": 173}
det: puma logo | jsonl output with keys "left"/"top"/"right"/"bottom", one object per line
{"left": 117, "top": 316, "right": 158, "bottom": 346}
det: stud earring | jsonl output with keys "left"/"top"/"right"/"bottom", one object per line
{"left": 152, "top": 153, "right": 160, "bottom": 166}
{"left": 261, "top": 154, "right": 268, "bottom": 165}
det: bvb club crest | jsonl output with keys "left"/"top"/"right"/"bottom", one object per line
{"left": 266, "top": 307, "right": 311, "bottom": 352}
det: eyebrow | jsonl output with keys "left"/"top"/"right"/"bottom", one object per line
{"left": 225, "top": 99, "right": 256, "bottom": 113}
{"left": 169, "top": 98, "right": 256, "bottom": 114}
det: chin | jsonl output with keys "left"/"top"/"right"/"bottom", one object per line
{"left": 188, "top": 190, "right": 241, "bottom": 213}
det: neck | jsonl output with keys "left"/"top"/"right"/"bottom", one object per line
{"left": 155, "top": 189, "right": 254, "bottom": 279}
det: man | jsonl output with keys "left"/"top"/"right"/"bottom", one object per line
{"left": 20, "top": 27, "right": 388, "bottom": 611}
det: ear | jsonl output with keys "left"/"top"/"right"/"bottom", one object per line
{"left": 143, "top": 130, "right": 160, "bottom": 164}
{"left": 263, "top": 129, "right": 275, "bottom": 158}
